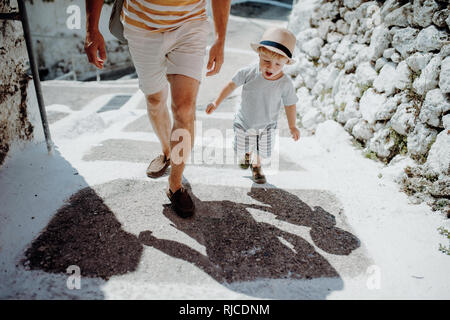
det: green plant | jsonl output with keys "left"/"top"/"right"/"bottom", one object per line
{"left": 332, "top": 109, "right": 339, "bottom": 121}
{"left": 411, "top": 134, "right": 437, "bottom": 164}
{"left": 437, "top": 227, "right": 450, "bottom": 256}
{"left": 351, "top": 138, "right": 365, "bottom": 150}
{"left": 388, "top": 128, "right": 408, "bottom": 157}
{"left": 356, "top": 83, "right": 372, "bottom": 96}
{"left": 364, "top": 149, "right": 379, "bottom": 161}
{"left": 319, "top": 88, "right": 332, "bottom": 102}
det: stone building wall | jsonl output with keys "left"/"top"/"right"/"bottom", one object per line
{"left": 0, "top": 0, "right": 44, "bottom": 166}
{"left": 287, "top": 0, "right": 449, "bottom": 213}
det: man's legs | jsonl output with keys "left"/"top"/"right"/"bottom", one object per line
{"left": 166, "top": 74, "right": 199, "bottom": 193}
{"left": 145, "top": 85, "right": 171, "bottom": 160}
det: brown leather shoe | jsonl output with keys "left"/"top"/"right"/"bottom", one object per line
{"left": 146, "top": 154, "right": 170, "bottom": 178}
{"left": 166, "top": 187, "right": 195, "bottom": 218}
{"left": 251, "top": 166, "right": 266, "bottom": 184}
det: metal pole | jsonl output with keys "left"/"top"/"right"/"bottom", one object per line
{"left": 17, "top": 0, "right": 53, "bottom": 154}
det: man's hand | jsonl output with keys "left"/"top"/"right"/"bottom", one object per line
{"left": 205, "top": 102, "right": 218, "bottom": 114}
{"left": 206, "top": 39, "right": 225, "bottom": 76}
{"left": 290, "top": 126, "right": 300, "bottom": 141}
{"left": 84, "top": 29, "right": 107, "bottom": 69}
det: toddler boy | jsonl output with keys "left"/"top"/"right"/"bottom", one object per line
{"left": 206, "top": 27, "right": 300, "bottom": 183}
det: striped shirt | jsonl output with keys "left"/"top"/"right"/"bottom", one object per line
{"left": 120, "top": 0, "right": 207, "bottom": 33}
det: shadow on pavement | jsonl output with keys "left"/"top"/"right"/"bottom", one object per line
{"left": 23, "top": 187, "right": 144, "bottom": 281}
{"left": 0, "top": 146, "right": 111, "bottom": 299}
{"left": 20, "top": 178, "right": 360, "bottom": 299}
{"left": 139, "top": 182, "right": 360, "bottom": 299}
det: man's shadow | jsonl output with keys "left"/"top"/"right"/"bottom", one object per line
{"left": 139, "top": 183, "right": 360, "bottom": 298}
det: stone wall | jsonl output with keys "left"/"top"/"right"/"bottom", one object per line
{"left": 0, "top": 0, "right": 44, "bottom": 166}
{"left": 287, "top": 0, "right": 449, "bottom": 213}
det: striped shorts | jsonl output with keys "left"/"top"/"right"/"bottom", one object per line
{"left": 233, "top": 122, "right": 277, "bottom": 159}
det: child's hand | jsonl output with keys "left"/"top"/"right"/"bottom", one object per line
{"left": 290, "top": 126, "right": 300, "bottom": 141}
{"left": 206, "top": 102, "right": 217, "bottom": 114}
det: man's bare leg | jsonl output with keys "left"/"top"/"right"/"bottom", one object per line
{"left": 145, "top": 84, "right": 171, "bottom": 159}
{"left": 167, "top": 74, "right": 199, "bottom": 193}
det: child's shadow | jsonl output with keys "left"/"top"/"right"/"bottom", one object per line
{"left": 138, "top": 183, "right": 360, "bottom": 298}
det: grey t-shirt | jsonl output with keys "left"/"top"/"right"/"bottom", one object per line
{"left": 232, "top": 63, "right": 298, "bottom": 130}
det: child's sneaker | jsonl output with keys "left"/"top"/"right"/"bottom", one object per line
{"left": 251, "top": 166, "right": 266, "bottom": 184}
{"left": 239, "top": 153, "right": 251, "bottom": 169}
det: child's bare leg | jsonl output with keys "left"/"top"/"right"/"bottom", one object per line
{"left": 250, "top": 152, "right": 261, "bottom": 168}
{"left": 252, "top": 153, "right": 261, "bottom": 168}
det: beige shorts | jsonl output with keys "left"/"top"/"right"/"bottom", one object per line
{"left": 123, "top": 19, "right": 211, "bottom": 95}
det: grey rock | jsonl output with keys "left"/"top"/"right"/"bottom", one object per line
{"left": 333, "top": 73, "right": 361, "bottom": 107}
{"left": 419, "top": 89, "right": 450, "bottom": 127}
{"left": 302, "top": 37, "right": 324, "bottom": 59}
{"left": 336, "top": 19, "right": 350, "bottom": 34}
{"left": 368, "top": 128, "right": 395, "bottom": 159}
{"left": 425, "top": 131, "right": 450, "bottom": 176}
{"left": 302, "top": 108, "right": 324, "bottom": 129}
{"left": 344, "top": 0, "right": 363, "bottom": 10}
{"left": 360, "top": 88, "right": 387, "bottom": 124}
{"left": 432, "top": 9, "right": 449, "bottom": 28}
{"left": 415, "top": 25, "right": 448, "bottom": 52}
{"left": 442, "top": 114, "right": 450, "bottom": 129}
{"left": 354, "top": 44, "right": 371, "bottom": 65}
{"left": 439, "top": 56, "right": 450, "bottom": 94}
{"left": 352, "top": 119, "right": 374, "bottom": 141}
{"left": 405, "top": 52, "right": 433, "bottom": 73}
{"left": 391, "top": 102, "right": 416, "bottom": 135}
{"left": 394, "top": 61, "right": 412, "bottom": 90}
{"left": 296, "top": 28, "right": 319, "bottom": 45}
{"left": 440, "top": 45, "right": 450, "bottom": 59}
{"left": 412, "top": 0, "right": 440, "bottom": 28}
{"left": 342, "top": 103, "right": 361, "bottom": 122}
{"left": 392, "top": 27, "right": 419, "bottom": 58}
{"left": 374, "top": 62, "right": 397, "bottom": 95}
{"left": 375, "top": 95, "right": 399, "bottom": 121}
{"left": 391, "top": 52, "right": 402, "bottom": 63}
{"left": 407, "top": 122, "right": 438, "bottom": 157}
{"left": 318, "top": 20, "right": 335, "bottom": 40}
{"left": 288, "top": 0, "right": 321, "bottom": 35}
{"left": 343, "top": 9, "right": 357, "bottom": 24}
{"left": 375, "top": 57, "right": 388, "bottom": 72}
{"left": 384, "top": 4, "right": 412, "bottom": 27}
{"left": 413, "top": 55, "right": 441, "bottom": 95}
{"left": 344, "top": 117, "right": 360, "bottom": 132}
{"left": 380, "top": 0, "right": 401, "bottom": 19}
{"left": 327, "top": 32, "right": 343, "bottom": 43}
{"left": 356, "top": 62, "right": 377, "bottom": 87}
{"left": 383, "top": 48, "right": 396, "bottom": 60}
{"left": 348, "top": 19, "right": 359, "bottom": 34}
{"left": 369, "top": 25, "right": 391, "bottom": 61}
{"left": 429, "top": 178, "right": 450, "bottom": 197}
